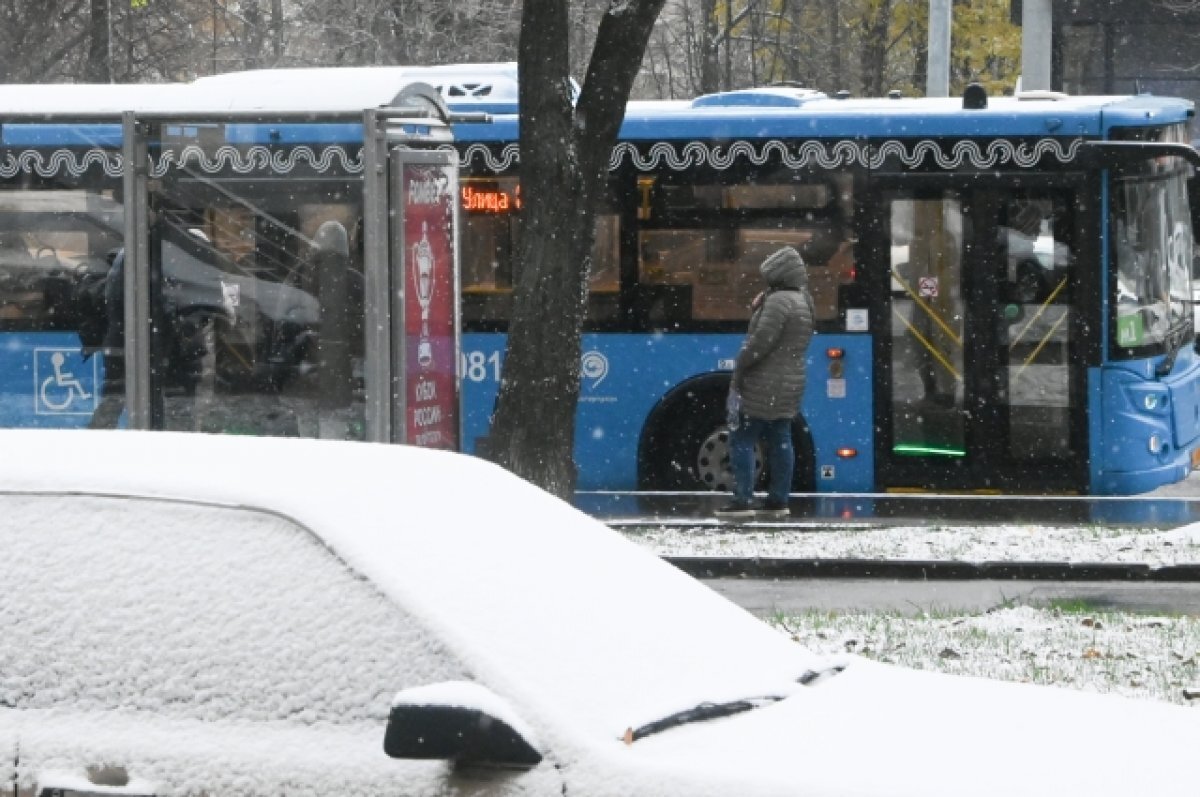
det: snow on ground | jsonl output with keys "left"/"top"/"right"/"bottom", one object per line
{"left": 617, "top": 521, "right": 1200, "bottom": 565}
{"left": 616, "top": 509, "right": 1200, "bottom": 708}
{"left": 768, "top": 605, "right": 1200, "bottom": 707}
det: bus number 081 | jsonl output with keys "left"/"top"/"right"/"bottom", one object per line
{"left": 461, "top": 350, "right": 502, "bottom": 382}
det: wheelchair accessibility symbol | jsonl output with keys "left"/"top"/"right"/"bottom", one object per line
{"left": 34, "top": 348, "right": 98, "bottom": 415}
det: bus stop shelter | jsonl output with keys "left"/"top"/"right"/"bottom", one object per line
{"left": 0, "top": 74, "right": 470, "bottom": 448}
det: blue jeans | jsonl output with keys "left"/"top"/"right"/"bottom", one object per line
{"left": 730, "top": 416, "right": 794, "bottom": 505}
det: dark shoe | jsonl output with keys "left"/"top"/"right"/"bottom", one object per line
{"left": 715, "top": 501, "right": 758, "bottom": 520}
{"left": 757, "top": 501, "right": 790, "bottom": 519}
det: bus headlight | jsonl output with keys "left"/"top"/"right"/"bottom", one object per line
{"left": 1144, "top": 393, "right": 1164, "bottom": 410}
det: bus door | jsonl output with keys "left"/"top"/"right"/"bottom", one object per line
{"left": 865, "top": 180, "right": 1088, "bottom": 492}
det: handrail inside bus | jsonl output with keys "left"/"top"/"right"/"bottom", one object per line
{"left": 1084, "top": 140, "right": 1200, "bottom": 168}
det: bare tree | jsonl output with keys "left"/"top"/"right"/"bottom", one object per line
{"left": 85, "top": 0, "right": 112, "bottom": 81}
{"left": 486, "top": 0, "right": 666, "bottom": 499}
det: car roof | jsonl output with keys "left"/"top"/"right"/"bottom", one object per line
{"left": 0, "top": 429, "right": 817, "bottom": 741}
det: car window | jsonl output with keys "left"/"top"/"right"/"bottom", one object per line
{"left": 1, "top": 494, "right": 470, "bottom": 726}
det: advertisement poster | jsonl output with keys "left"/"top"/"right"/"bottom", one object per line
{"left": 402, "top": 162, "right": 458, "bottom": 449}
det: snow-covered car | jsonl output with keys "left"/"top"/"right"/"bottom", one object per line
{"left": 2, "top": 430, "right": 1197, "bottom": 797}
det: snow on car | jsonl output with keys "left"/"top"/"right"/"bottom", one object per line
{"left": 1, "top": 430, "right": 1197, "bottom": 796}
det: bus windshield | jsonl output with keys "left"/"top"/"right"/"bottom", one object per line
{"left": 1112, "top": 166, "right": 1195, "bottom": 354}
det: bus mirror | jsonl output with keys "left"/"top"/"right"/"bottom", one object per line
{"left": 963, "top": 83, "right": 988, "bottom": 110}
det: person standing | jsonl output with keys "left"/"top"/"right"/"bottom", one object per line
{"left": 716, "top": 246, "right": 814, "bottom": 520}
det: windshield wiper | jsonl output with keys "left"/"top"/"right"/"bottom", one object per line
{"left": 625, "top": 696, "right": 784, "bottom": 743}
{"left": 624, "top": 664, "right": 847, "bottom": 744}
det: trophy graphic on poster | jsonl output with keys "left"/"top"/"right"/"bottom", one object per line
{"left": 412, "top": 221, "right": 435, "bottom": 367}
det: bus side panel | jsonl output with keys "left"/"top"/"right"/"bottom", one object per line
{"left": 462, "top": 332, "right": 745, "bottom": 491}
{"left": 463, "top": 331, "right": 877, "bottom": 494}
{"left": 803, "top": 334, "right": 874, "bottom": 492}
{"left": 0, "top": 332, "right": 105, "bottom": 428}
{"left": 1091, "top": 357, "right": 1200, "bottom": 494}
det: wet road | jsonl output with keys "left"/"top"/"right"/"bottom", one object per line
{"left": 703, "top": 577, "right": 1200, "bottom": 618}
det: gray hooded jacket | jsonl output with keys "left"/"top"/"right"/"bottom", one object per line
{"left": 731, "top": 246, "right": 814, "bottom": 420}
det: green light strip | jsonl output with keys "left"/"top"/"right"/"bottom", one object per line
{"left": 893, "top": 443, "right": 966, "bottom": 457}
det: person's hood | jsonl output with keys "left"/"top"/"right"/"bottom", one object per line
{"left": 760, "top": 246, "right": 806, "bottom": 289}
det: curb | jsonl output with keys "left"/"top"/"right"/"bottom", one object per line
{"left": 664, "top": 557, "right": 1200, "bottom": 582}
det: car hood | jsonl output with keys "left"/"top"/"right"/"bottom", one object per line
{"left": 618, "top": 658, "right": 1199, "bottom": 797}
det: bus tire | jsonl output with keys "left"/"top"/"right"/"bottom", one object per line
{"left": 638, "top": 375, "right": 815, "bottom": 493}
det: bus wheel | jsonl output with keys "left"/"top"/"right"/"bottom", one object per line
{"left": 695, "top": 426, "right": 763, "bottom": 492}
{"left": 639, "top": 381, "right": 729, "bottom": 491}
{"left": 639, "top": 381, "right": 813, "bottom": 493}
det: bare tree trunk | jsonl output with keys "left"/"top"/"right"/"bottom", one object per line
{"left": 86, "top": 0, "right": 112, "bottom": 82}
{"left": 699, "top": 0, "right": 720, "bottom": 93}
{"left": 826, "top": 0, "right": 841, "bottom": 90}
{"left": 272, "top": 0, "right": 284, "bottom": 62}
{"left": 488, "top": 0, "right": 581, "bottom": 498}
{"left": 488, "top": 0, "right": 666, "bottom": 499}
{"left": 859, "top": 0, "right": 892, "bottom": 96}
{"left": 243, "top": 0, "right": 265, "bottom": 69}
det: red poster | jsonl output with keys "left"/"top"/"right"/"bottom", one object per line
{"left": 402, "top": 162, "right": 458, "bottom": 449}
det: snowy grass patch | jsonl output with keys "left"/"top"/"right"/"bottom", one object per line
{"left": 769, "top": 604, "right": 1200, "bottom": 706}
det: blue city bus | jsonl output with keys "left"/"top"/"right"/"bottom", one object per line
{"left": 2, "top": 66, "right": 1200, "bottom": 500}
{"left": 443, "top": 70, "right": 1200, "bottom": 498}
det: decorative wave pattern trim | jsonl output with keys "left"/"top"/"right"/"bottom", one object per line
{"left": 148, "top": 145, "right": 363, "bottom": 178}
{"left": 0, "top": 145, "right": 366, "bottom": 178}
{"left": 1, "top": 138, "right": 1084, "bottom": 179}
{"left": 450, "top": 137, "right": 1085, "bottom": 174}
{"left": 0, "top": 149, "right": 123, "bottom": 178}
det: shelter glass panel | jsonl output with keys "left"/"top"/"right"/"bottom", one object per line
{"left": 0, "top": 133, "right": 123, "bottom": 428}
{"left": 143, "top": 125, "right": 366, "bottom": 439}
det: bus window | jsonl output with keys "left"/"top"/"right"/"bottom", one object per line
{"left": 635, "top": 172, "right": 856, "bottom": 329}
{"left": 889, "top": 195, "right": 966, "bottom": 455}
{"left": 460, "top": 176, "right": 518, "bottom": 327}
{"left": 459, "top": 176, "right": 620, "bottom": 328}
{"left": 1000, "top": 194, "right": 1075, "bottom": 461}
{"left": 1112, "top": 167, "right": 1193, "bottom": 353}
{"left": 588, "top": 213, "right": 621, "bottom": 324}
{"left": 638, "top": 226, "right": 806, "bottom": 325}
